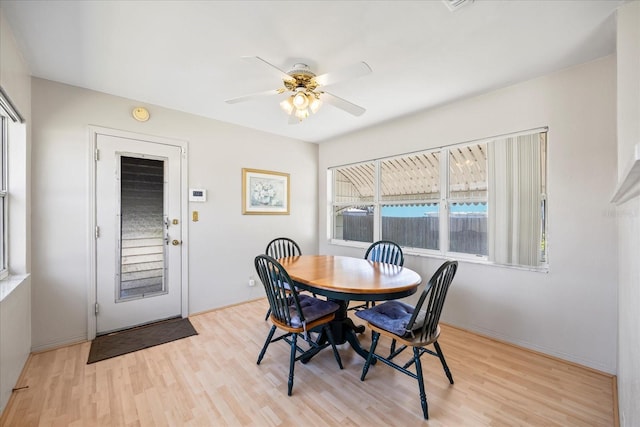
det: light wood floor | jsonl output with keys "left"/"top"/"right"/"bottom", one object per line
{"left": 1, "top": 299, "right": 616, "bottom": 426}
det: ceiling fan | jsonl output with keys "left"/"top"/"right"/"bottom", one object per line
{"left": 225, "top": 56, "right": 372, "bottom": 123}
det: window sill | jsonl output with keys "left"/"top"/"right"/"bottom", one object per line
{"left": 329, "top": 239, "right": 371, "bottom": 250}
{"left": 0, "top": 273, "right": 30, "bottom": 302}
{"left": 330, "top": 240, "right": 549, "bottom": 273}
{"left": 406, "top": 249, "right": 550, "bottom": 273}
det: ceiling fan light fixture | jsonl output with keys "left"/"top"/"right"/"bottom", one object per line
{"left": 280, "top": 96, "right": 294, "bottom": 114}
{"left": 294, "top": 107, "right": 309, "bottom": 120}
{"left": 292, "top": 91, "right": 309, "bottom": 110}
{"left": 309, "top": 96, "right": 322, "bottom": 114}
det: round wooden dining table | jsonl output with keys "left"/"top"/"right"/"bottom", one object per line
{"left": 278, "top": 254, "right": 422, "bottom": 360}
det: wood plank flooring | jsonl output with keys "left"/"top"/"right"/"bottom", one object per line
{"left": 1, "top": 298, "right": 615, "bottom": 426}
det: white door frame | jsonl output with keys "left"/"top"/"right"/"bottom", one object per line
{"left": 87, "top": 126, "right": 189, "bottom": 340}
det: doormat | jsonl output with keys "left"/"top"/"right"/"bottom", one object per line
{"left": 87, "top": 317, "right": 197, "bottom": 364}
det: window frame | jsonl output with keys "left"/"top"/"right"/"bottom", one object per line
{"left": 329, "top": 128, "right": 548, "bottom": 271}
{"left": 0, "top": 113, "right": 9, "bottom": 279}
{"left": 0, "top": 87, "right": 24, "bottom": 280}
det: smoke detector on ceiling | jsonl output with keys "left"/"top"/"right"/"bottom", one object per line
{"left": 442, "top": 0, "right": 474, "bottom": 12}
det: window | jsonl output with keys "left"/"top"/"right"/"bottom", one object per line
{"left": 0, "top": 112, "right": 8, "bottom": 277}
{"left": 448, "top": 143, "right": 487, "bottom": 256}
{"left": 330, "top": 129, "right": 548, "bottom": 269}
{"left": 332, "top": 161, "right": 375, "bottom": 243}
{"left": 380, "top": 152, "right": 440, "bottom": 250}
{"left": 0, "top": 88, "right": 24, "bottom": 279}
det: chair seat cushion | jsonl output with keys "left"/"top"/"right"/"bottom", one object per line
{"left": 355, "top": 300, "right": 426, "bottom": 337}
{"left": 288, "top": 294, "right": 339, "bottom": 328}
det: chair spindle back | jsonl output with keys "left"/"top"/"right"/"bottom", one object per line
{"left": 365, "top": 240, "right": 404, "bottom": 266}
{"left": 408, "top": 260, "right": 458, "bottom": 340}
{"left": 266, "top": 237, "right": 302, "bottom": 260}
{"left": 255, "top": 254, "right": 304, "bottom": 327}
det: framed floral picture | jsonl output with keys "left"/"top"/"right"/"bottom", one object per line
{"left": 242, "top": 168, "right": 290, "bottom": 215}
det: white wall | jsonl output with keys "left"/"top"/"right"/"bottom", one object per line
{"left": 30, "top": 78, "right": 318, "bottom": 351}
{"left": 615, "top": 2, "right": 640, "bottom": 426}
{"left": 0, "top": 276, "right": 30, "bottom": 413}
{"left": 0, "top": 6, "right": 32, "bottom": 414}
{"left": 319, "top": 56, "right": 618, "bottom": 373}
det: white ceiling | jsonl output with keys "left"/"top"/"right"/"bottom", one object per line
{"left": 1, "top": 0, "right": 625, "bottom": 143}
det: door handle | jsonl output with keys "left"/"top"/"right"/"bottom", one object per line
{"left": 172, "top": 239, "right": 181, "bottom": 246}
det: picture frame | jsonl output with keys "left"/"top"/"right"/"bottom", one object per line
{"left": 242, "top": 168, "right": 290, "bottom": 215}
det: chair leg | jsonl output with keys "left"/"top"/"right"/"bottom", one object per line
{"left": 413, "top": 346, "right": 429, "bottom": 420}
{"left": 288, "top": 333, "right": 298, "bottom": 396}
{"left": 360, "top": 331, "right": 380, "bottom": 381}
{"left": 324, "top": 326, "right": 344, "bottom": 370}
{"left": 433, "top": 341, "right": 454, "bottom": 384}
{"left": 264, "top": 307, "right": 271, "bottom": 321}
{"left": 257, "top": 325, "right": 276, "bottom": 364}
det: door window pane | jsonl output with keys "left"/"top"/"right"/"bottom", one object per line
{"left": 119, "top": 156, "right": 165, "bottom": 300}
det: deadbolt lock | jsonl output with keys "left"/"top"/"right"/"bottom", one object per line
{"left": 172, "top": 239, "right": 180, "bottom": 246}
{"left": 172, "top": 219, "right": 179, "bottom": 225}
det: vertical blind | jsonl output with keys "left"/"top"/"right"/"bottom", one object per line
{"left": 488, "top": 132, "right": 546, "bottom": 266}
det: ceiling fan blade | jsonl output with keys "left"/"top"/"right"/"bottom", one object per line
{"left": 225, "top": 88, "right": 284, "bottom": 104}
{"left": 320, "top": 92, "right": 366, "bottom": 116}
{"left": 314, "top": 62, "right": 372, "bottom": 87}
{"left": 242, "top": 56, "right": 295, "bottom": 83}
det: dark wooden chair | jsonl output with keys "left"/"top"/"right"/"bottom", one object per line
{"left": 265, "top": 237, "right": 301, "bottom": 260}
{"left": 356, "top": 260, "right": 458, "bottom": 419}
{"left": 348, "top": 240, "right": 404, "bottom": 311}
{"left": 255, "top": 254, "right": 343, "bottom": 396}
{"left": 264, "top": 237, "right": 303, "bottom": 320}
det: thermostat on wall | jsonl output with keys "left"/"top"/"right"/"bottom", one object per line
{"left": 189, "top": 188, "right": 207, "bottom": 202}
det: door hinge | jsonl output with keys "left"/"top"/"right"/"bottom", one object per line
{"left": 94, "top": 302, "right": 99, "bottom": 315}
{"left": 95, "top": 226, "right": 100, "bottom": 239}
{"left": 94, "top": 149, "right": 100, "bottom": 161}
